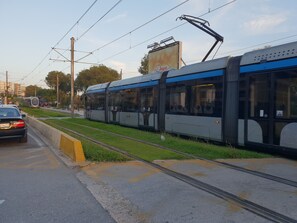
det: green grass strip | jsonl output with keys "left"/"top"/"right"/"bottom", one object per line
{"left": 24, "top": 107, "right": 272, "bottom": 160}
{"left": 67, "top": 118, "right": 272, "bottom": 159}
{"left": 53, "top": 118, "right": 271, "bottom": 160}
{"left": 44, "top": 120, "right": 130, "bottom": 162}
{"left": 44, "top": 119, "right": 186, "bottom": 162}
{"left": 22, "top": 107, "right": 71, "bottom": 118}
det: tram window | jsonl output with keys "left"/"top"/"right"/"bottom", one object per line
{"left": 249, "top": 74, "right": 270, "bottom": 118}
{"left": 122, "top": 89, "right": 138, "bottom": 112}
{"left": 238, "top": 80, "right": 246, "bottom": 119}
{"left": 166, "top": 85, "right": 188, "bottom": 114}
{"left": 275, "top": 71, "right": 297, "bottom": 119}
{"left": 190, "top": 83, "right": 216, "bottom": 115}
{"left": 88, "top": 93, "right": 96, "bottom": 110}
{"left": 189, "top": 78, "right": 223, "bottom": 117}
{"left": 140, "top": 88, "right": 154, "bottom": 112}
{"left": 90, "top": 94, "right": 105, "bottom": 110}
{"left": 109, "top": 92, "right": 122, "bottom": 111}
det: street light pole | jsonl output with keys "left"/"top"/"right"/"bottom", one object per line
{"left": 70, "top": 37, "right": 75, "bottom": 118}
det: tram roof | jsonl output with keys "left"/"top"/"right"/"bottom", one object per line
{"left": 167, "top": 57, "right": 230, "bottom": 78}
{"left": 109, "top": 71, "right": 162, "bottom": 88}
{"left": 86, "top": 82, "right": 109, "bottom": 93}
{"left": 241, "top": 41, "right": 297, "bottom": 66}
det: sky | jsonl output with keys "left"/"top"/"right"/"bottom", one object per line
{"left": 0, "top": 0, "right": 297, "bottom": 88}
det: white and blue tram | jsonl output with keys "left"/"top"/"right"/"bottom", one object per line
{"left": 23, "top": 97, "right": 39, "bottom": 108}
{"left": 85, "top": 41, "right": 297, "bottom": 155}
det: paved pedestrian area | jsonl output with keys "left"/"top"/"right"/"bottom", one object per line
{"left": 78, "top": 158, "right": 297, "bottom": 223}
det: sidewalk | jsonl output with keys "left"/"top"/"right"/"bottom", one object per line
{"left": 77, "top": 158, "right": 297, "bottom": 223}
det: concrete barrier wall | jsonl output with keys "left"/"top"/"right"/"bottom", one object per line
{"left": 27, "top": 116, "right": 85, "bottom": 163}
{"left": 60, "top": 133, "right": 86, "bottom": 162}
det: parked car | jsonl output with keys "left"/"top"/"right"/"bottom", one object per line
{"left": 0, "top": 106, "right": 27, "bottom": 143}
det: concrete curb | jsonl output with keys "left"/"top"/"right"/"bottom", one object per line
{"left": 26, "top": 116, "right": 86, "bottom": 163}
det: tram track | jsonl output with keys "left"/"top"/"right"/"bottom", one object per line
{"left": 50, "top": 122, "right": 296, "bottom": 223}
{"left": 58, "top": 120, "right": 297, "bottom": 188}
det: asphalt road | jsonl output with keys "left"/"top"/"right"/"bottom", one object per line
{"left": 2, "top": 119, "right": 296, "bottom": 223}
{"left": 0, "top": 126, "right": 115, "bottom": 223}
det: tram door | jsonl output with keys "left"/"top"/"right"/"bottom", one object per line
{"left": 247, "top": 74, "right": 271, "bottom": 145}
{"left": 139, "top": 87, "right": 155, "bottom": 129}
{"left": 246, "top": 71, "right": 297, "bottom": 147}
{"left": 108, "top": 92, "right": 121, "bottom": 124}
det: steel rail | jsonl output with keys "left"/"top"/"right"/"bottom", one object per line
{"left": 54, "top": 124, "right": 297, "bottom": 223}
{"left": 60, "top": 120, "right": 297, "bottom": 188}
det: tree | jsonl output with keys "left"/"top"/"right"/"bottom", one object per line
{"left": 138, "top": 54, "right": 149, "bottom": 75}
{"left": 25, "top": 85, "right": 41, "bottom": 97}
{"left": 45, "top": 71, "right": 70, "bottom": 93}
{"left": 75, "top": 65, "right": 120, "bottom": 92}
{"left": 38, "top": 88, "right": 56, "bottom": 105}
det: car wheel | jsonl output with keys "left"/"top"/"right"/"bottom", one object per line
{"left": 19, "top": 135, "right": 28, "bottom": 143}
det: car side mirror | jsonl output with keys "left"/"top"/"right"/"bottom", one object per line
{"left": 22, "top": 114, "right": 26, "bottom": 118}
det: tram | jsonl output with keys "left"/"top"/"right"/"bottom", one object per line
{"left": 85, "top": 41, "right": 297, "bottom": 155}
{"left": 23, "top": 97, "right": 39, "bottom": 108}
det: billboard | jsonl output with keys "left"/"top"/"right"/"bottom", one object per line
{"left": 148, "top": 41, "right": 182, "bottom": 73}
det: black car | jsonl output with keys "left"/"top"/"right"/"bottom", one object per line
{"left": 0, "top": 106, "right": 27, "bottom": 143}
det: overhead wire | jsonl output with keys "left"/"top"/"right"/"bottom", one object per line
{"left": 77, "top": 0, "right": 123, "bottom": 41}
{"left": 76, "top": 0, "right": 190, "bottom": 62}
{"left": 54, "top": 0, "right": 99, "bottom": 47}
{"left": 18, "top": 0, "right": 99, "bottom": 83}
{"left": 94, "top": 0, "right": 237, "bottom": 64}
{"left": 32, "top": 0, "right": 122, "bottom": 86}
{"left": 216, "top": 34, "right": 297, "bottom": 57}
{"left": 35, "top": 0, "right": 122, "bottom": 85}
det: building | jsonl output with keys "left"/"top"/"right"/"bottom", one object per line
{"left": 0, "top": 81, "right": 25, "bottom": 97}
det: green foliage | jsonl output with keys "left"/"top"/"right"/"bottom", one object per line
{"left": 45, "top": 119, "right": 186, "bottom": 162}
{"left": 21, "top": 107, "right": 71, "bottom": 118}
{"left": 37, "top": 88, "right": 56, "bottom": 104}
{"left": 82, "top": 140, "right": 130, "bottom": 162}
{"left": 45, "top": 71, "right": 70, "bottom": 93}
{"left": 60, "top": 119, "right": 272, "bottom": 160}
{"left": 138, "top": 54, "right": 149, "bottom": 75}
{"left": 75, "top": 65, "right": 120, "bottom": 92}
{"left": 25, "top": 85, "right": 41, "bottom": 97}
{"left": 44, "top": 122, "right": 130, "bottom": 162}
{"left": 24, "top": 107, "right": 271, "bottom": 161}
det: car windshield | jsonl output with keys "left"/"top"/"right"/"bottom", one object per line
{"left": 0, "top": 108, "right": 20, "bottom": 117}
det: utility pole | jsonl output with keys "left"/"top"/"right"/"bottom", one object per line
{"left": 56, "top": 74, "right": 59, "bottom": 108}
{"left": 51, "top": 37, "right": 91, "bottom": 115}
{"left": 5, "top": 71, "right": 8, "bottom": 104}
{"left": 70, "top": 37, "right": 75, "bottom": 118}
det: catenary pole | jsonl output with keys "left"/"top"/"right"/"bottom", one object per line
{"left": 70, "top": 37, "right": 75, "bottom": 118}
{"left": 56, "top": 74, "right": 59, "bottom": 108}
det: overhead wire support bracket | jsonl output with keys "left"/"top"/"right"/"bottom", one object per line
{"left": 52, "top": 47, "right": 70, "bottom": 62}
{"left": 177, "top": 14, "right": 224, "bottom": 62}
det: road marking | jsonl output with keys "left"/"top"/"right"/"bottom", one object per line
{"left": 28, "top": 132, "right": 44, "bottom": 147}
{"left": 0, "top": 200, "right": 5, "bottom": 205}
{"left": 25, "top": 148, "right": 45, "bottom": 153}
{"left": 24, "top": 154, "right": 43, "bottom": 160}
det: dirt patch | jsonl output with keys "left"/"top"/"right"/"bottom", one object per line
{"left": 82, "top": 161, "right": 160, "bottom": 183}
